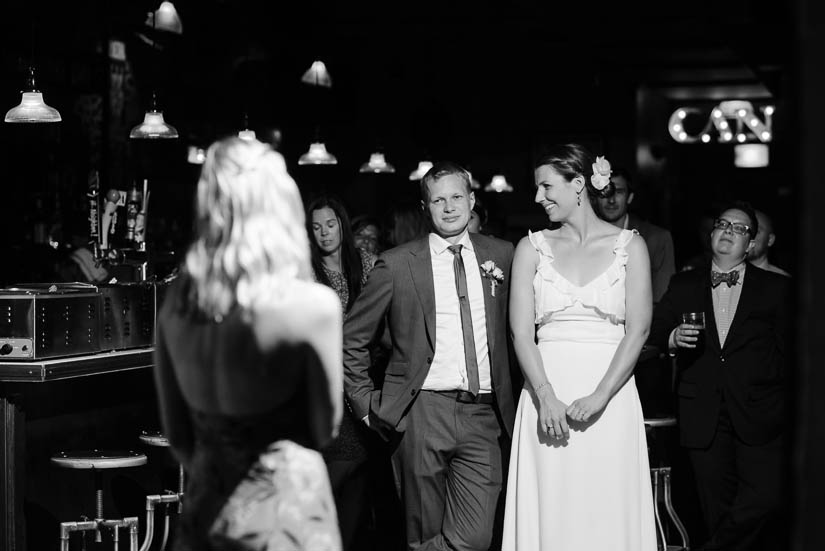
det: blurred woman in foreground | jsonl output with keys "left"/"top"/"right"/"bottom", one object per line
{"left": 154, "top": 137, "right": 342, "bottom": 551}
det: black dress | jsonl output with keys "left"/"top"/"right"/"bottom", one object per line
{"left": 154, "top": 277, "right": 336, "bottom": 551}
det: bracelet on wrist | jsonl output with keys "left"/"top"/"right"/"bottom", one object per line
{"left": 534, "top": 381, "right": 552, "bottom": 394}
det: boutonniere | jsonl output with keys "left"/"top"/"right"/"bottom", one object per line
{"left": 480, "top": 260, "right": 505, "bottom": 297}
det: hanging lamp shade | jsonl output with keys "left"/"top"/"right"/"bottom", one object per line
{"left": 130, "top": 92, "right": 178, "bottom": 139}
{"left": 298, "top": 142, "right": 337, "bottom": 165}
{"left": 409, "top": 161, "right": 434, "bottom": 181}
{"left": 301, "top": 60, "right": 332, "bottom": 88}
{"left": 187, "top": 146, "right": 206, "bottom": 165}
{"left": 130, "top": 110, "right": 178, "bottom": 139}
{"left": 5, "top": 67, "right": 61, "bottom": 123}
{"left": 238, "top": 113, "right": 256, "bottom": 140}
{"left": 360, "top": 152, "right": 396, "bottom": 173}
{"left": 145, "top": 1, "right": 183, "bottom": 34}
{"left": 484, "top": 174, "right": 513, "bottom": 193}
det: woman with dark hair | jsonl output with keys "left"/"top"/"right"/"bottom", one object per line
{"left": 307, "top": 196, "right": 376, "bottom": 314}
{"left": 306, "top": 195, "right": 376, "bottom": 550}
{"left": 503, "top": 144, "right": 656, "bottom": 550}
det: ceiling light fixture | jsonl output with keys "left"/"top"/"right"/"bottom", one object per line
{"left": 359, "top": 152, "right": 395, "bottom": 173}
{"left": 130, "top": 10, "right": 178, "bottom": 139}
{"left": 186, "top": 145, "right": 206, "bottom": 165}
{"left": 5, "top": 67, "right": 61, "bottom": 123}
{"left": 145, "top": 2, "right": 183, "bottom": 34}
{"left": 301, "top": 60, "right": 332, "bottom": 88}
{"left": 298, "top": 142, "right": 337, "bottom": 165}
{"left": 130, "top": 92, "right": 179, "bottom": 139}
{"left": 484, "top": 174, "right": 514, "bottom": 193}
{"left": 238, "top": 113, "right": 256, "bottom": 140}
{"left": 409, "top": 161, "right": 433, "bottom": 181}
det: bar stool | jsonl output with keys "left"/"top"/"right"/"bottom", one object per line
{"left": 644, "top": 417, "right": 690, "bottom": 551}
{"left": 51, "top": 449, "right": 146, "bottom": 551}
{"left": 138, "top": 431, "right": 184, "bottom": 551}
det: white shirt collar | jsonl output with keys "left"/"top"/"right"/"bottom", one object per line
{"left": 429, "top": 230, "right": 473, "bottom": 256}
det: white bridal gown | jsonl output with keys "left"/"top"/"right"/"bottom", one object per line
{"left": 502, "top": 229, "right": 656, "bottom": 551}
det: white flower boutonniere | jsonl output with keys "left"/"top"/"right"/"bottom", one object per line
{"left": 480, "top": 260, "right": 505, "bottom": 297}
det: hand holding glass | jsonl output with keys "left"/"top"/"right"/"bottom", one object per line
{"left": 677, "top": 312, "right": 705, "bottom": 349}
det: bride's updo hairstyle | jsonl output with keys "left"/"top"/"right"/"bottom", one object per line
{"left": 534, "top": 143, "right": 615, "bottom": 202}
{"left": 184, "top": 137, "right": 312, "bottom": 320}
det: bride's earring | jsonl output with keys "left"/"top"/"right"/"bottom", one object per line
{"left": 576, "top": 189, "right": 582, "bottom": 206}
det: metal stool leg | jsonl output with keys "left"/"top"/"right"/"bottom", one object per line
{"left": 177, "top": 464, "right": 185, "bottom": 514}
{"left": 662, "top": 468, "right": 690, "bottom": 550}
{"left": 94, "top": 468, "right": 104, "bottom": 543}
{"left": 651, "top": 469, "right": 666, "bottom": 551}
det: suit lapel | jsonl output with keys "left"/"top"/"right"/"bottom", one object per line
{"left": 408, "top": 238, "right": 436, "bottom": 350}
{"left": 470, "top": 234, "right": 497, "bottom": 364}
{"left": 723, "top": 267, "right": 756, "bottom": 351}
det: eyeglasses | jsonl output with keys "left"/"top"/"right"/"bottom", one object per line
{"left": 713, "top": 218, "right": 751, "bottom": 236}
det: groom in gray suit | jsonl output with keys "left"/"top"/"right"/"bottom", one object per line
{"left": 344, "top": 162, "right": 516, "bottom": 551}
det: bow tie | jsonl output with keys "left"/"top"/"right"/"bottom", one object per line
{"left": 711, "top": 270, "right": 740, "bottom": 288}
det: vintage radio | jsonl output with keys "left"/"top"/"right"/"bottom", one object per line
{"left": 98, "top": 282, "right": 156, "bottom": 351}
{"left": 0, "top": 283, "right": 101, "bottom": 360}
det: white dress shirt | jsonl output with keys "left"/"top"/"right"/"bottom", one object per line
{"left": 422, "top": 231, "right": 492, "bottom": 393}
{"left": 710, "top": 261, "right": 746, "bottom": 348}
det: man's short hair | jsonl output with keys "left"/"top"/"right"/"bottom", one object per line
{"left": 610, "top": 168, "right": 634, "bottom": 192}
{"left": 420, "top": 162, "right": 473, "bottom": 202}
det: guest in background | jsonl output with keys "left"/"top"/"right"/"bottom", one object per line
{"left": 749, "top": 209, "right": 791, "bottom": 276}
{"left": 595, "top": 168, "right": 675, "bottom": 304}
{"left": 154, "top": 137, "right": 342, "bottom": 551}
{"left": 649, "top": 201, "right": 791, "bottom": 551}
{"left": 468, "top": 199, "right": 488, "bottom": 234}
{"left": 385, "top": 201, "right": 429, "bottom": 247}
{"left": 351, "top": 214, "right": 383, "bottom": 256}
{"left": 307, "top": 195, "right": 377, "bottom": 551}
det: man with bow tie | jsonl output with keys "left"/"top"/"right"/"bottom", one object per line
{"left": 649, "top": 201, "right": 791, "bottom": 551}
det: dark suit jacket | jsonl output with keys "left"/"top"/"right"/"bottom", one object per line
{"left": 649, "top": 265, "right": 791, "bottom": 448}
{"left": 628, "top": 214, "right": 676, "bottom": 304}
{"left": 343, "top": 233, "right": 516, "bottom": 437}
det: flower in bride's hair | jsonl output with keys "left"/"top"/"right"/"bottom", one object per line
{"left": 590, "top": 156, "right": 612, "bottom": 191}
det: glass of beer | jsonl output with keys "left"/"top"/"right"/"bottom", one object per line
{"left": 681, "top": 312, "right": 705, "bottom": 349}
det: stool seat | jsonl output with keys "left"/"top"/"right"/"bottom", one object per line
{"left": 139, "top": 430, "right": 170, "bottom": 447}
{"left": 51, "top": 450, "right": 147, "bottom": 470}
{"left": 644, "top": 416, "right": 677, "bottom": 429}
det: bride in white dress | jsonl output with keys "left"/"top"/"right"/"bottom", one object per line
{"left": 502, "top": 144, "right": 656, "bottom": 551}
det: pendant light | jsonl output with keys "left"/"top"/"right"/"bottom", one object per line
{"left": 130, "top": 92, "right": 178, "bottom": 139}
{"left": 360, "top": 152, "right": 396, "bottom": 173}
{"left": 301, "top": 60, "right": 332, "bottom": 88}
{"left": 5, "top": 20, "right": 61, "bottom": 124}
{"left": 130, "top": 10, "right": 178, "bottom": 139}
{"left": 238, "top": 113, "right": 256, "bottom": 141}
{"left": 484, "top": 174, "right": 513, "bottom": 193}
{"left": 298, "top": 142, "right": 337, "bottom": 165}
{"left": 409, "top": 161, "right": 434, "bottom": 181}
{"left": 5, "top": 67, "right": 61, "bottom": 123}
{"left": 145, "top": 2, "right": 183, "bottom": 35}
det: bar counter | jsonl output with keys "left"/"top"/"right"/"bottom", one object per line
{"left": 1, "top": 348, "right": 163, "bottom": 551}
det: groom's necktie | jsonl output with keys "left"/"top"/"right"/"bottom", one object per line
{"left": 448, "top": 245, "right": 480, "bottom": 396}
